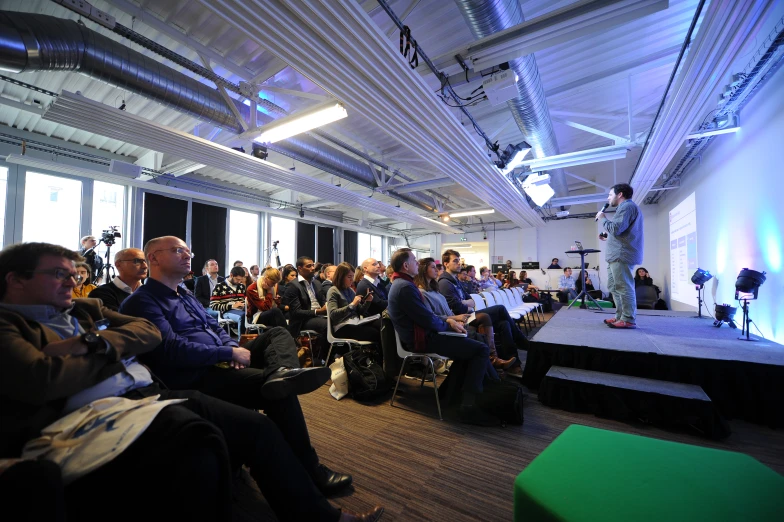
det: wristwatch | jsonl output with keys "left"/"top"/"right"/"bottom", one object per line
{"left": 81, "top": 332, "right": 103, "bottom": 353}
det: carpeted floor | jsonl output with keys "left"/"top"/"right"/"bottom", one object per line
{"left": 233, "top": 333, "right": 784, "bottom": 520}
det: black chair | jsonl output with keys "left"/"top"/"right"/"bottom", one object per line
{"left": 636, "top": 285, "right": 658, "bottom": 309}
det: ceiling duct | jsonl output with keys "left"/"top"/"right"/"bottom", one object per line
{"left": 267, "top": 135, "right": 436, "bottom": 212}
{"left": 454, "top": 0, "right": 569, "bottom": 199}
{"left": 0, "top": 11, "right": 243, "bottom": 132}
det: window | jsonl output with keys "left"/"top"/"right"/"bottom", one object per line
{"left": 91, "top": 181, "right": 126, "bottom": 258}
{"left": 370, "top": 235, "right": 382, "bottom": 261}
{"left": 357, "top": 232, "right": 370, "bottom": 263}
{"left": 269, "top": 216, "right": 296, "bottom": 267}
{"left": 0, "top": 167, "right": 7, "bottom": 247}
{"left": 228, "top": 209, "right": 259, "bottom": 269}
{"left": 23, "top": 172, "right": 82, "bottom": 249}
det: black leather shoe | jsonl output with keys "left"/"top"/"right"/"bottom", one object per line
{"left": 312, "top": 464, "right": 353, "bottom": 495}
{"left": 339, "top": 505, "right": 384, "bottom": 522}
{"left": 261, "top": 367, "right": 331, "bottom": 401}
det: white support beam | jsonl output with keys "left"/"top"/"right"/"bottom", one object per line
{"left": 198, "top": 54, "right": 249, "bottom": 132}
{"left": 552, "top": 117, "right": 630, "bottom": 144}
{"left": 249, "top": 57, "right": 289, "bottom": 84}
{"left": 550, "top": 193, "right": 609, "bottom": 206}
{"left": 550, "top": 110, "right": 626, "bottom": 122}
{"left": 563, "top": 170, "right": 609, "bottom": 190}
{"left": 102, "top": 0, "right": 253, "bottom": 80}
{"left": 388, "top": 177, "right": 456, "bottom": 194}
{"left": 259, "top": 85, "right": 333, "bottom": 102}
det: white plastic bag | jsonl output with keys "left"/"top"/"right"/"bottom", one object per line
{"left": 329, "top": 356, "right": 349, "bottom": 400}
{"left": 22, "top": 395, "right": 185, "bottom": 484}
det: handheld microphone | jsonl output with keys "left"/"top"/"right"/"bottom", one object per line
{"left": 595, "top": 203, "right": 609, "bottom": 221}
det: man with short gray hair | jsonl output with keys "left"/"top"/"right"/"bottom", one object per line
{"left": 88, "top": 247, "right": 148, "bottom": 311}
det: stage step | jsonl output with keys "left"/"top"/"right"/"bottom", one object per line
{"left": 539, "top": 366, "right": 730, "bottom": 439}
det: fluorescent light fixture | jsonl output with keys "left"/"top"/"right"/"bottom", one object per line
{"left": 686, "top": 126, "right": 740, "bottom": 140}
{"left": 3, "top": 154, "right": 142, "bottom": 180}
{"left": 521, "top": 145, "right": 629, "bottom": 172}
{"left": 253, "top": 101, "right": 347, "bottom": 143}
{"left": 448, "top": 208, "right": 495, "bottom": 218}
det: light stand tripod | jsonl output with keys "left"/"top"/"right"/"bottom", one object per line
{"left": 93, "top": 243, "right": 116, "bottom": 285}
{"left": 694, "top": 284, "right": 705, "bottom": 318}
{"left": 265, "top": 241, "right": 281, "bottom": 268}
{"left": 565, "top": 248, "right": 602, "bottom": 310}
{"left": 738, "top": 299, "right": 757, "bottom": 342}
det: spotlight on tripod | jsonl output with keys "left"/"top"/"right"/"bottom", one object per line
{"left": 713, "top": 304, "right": 737, "bottom": 328}
{"left": 690, "top": 268, "right": 712, "bottom": 318}
{"left": 734, "top": 268, "right": 766, "bottom": 341}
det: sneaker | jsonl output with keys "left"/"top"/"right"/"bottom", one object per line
{"left": 608, "top": 320, "right": 637, "bottom": 329}
{"left": 604, "top": 318, "right": 619, "bottom": 325}
{"left": 404, "top": 371, "right": 434, "bottom": 382}
{"left": 261, "top": 367, "right": 331, "bottom": 400}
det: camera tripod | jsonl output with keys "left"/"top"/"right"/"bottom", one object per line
{"left": 94, "top": 243, "right": 116, "bottom": 285}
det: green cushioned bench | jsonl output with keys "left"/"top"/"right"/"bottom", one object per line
{"left": 566, "top": 299, "right": 613, "bottom": 309}
{"left": 514, "top": 424, "right": 784, "bottom": 522}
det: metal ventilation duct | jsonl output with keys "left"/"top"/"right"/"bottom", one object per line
{"left": 267, "top": 135, "right": 436, "bottom": 212}
{"left": 0, "top": 11, "right": 243, "bottom": 132}
{"left": 454, "top": 0, "right": 569, "bottom": 198}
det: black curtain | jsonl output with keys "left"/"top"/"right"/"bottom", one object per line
{"left": 191, "top": 202, "right": 227, "bottom": 276}
{"left": 143, "top": 192, "right": 187, "bottom": 247}
{"left": 317, "top": 226, "right": 335, "bottom": 264}
{"left": 296, "top": 222, "right": 316, "bottom": 261}
{"left": 343, "top": 230, "right": 358, "bottom": 267}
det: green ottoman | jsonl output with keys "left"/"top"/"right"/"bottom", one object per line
{"left": 514, "top": 424, "right": 784, "bottom": 522}
{"left": 567, "top": 299, "right": 613, "bottom": 309}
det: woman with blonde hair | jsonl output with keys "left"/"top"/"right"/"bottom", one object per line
{"left": 72, "top": 262, "right": 97, "bottom": 298}
{"left": 245, "top": 267, "right": 287, "bottom": 327}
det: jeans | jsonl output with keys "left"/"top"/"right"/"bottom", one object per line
{"left": 607, "top": 261, "right": 637, "bottom": 322}
{"left": 423, "top": 332, "right": 491, "bottom": 396}
{"left": 223, "top": 308, "right": 245, "bottom": 335}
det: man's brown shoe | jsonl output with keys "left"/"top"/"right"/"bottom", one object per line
{"left": 339, "top": 506, "right": 384, "bottom": 522}
{"left": 608, "top": 320, "right": 637, "bottom": 329}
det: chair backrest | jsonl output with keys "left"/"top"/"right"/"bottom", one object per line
{"left": 636, "top": 285, "right": 658, "bottom": 309}
{"left": 505, "top": 288, "right": 521, "bottom": 306}
{"left": 482, "top": 291, "right": 497, "bottom": 307}
{"left": 495, "top": 291, "right": 512, "bottom": 309}
{"left": 393, "top": 328, "right": 411, "bottom": 357}
{"left": 326, "top": 312, "right": 338, "bottom": 343}
{"left": 470, "top": 293, "right": 486, "bottom": 311}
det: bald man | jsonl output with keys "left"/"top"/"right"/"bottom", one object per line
{"left": 356, "top": 258, "right": 388, "bottom": 315}
{"left": 88, "top": 247, "right": 148, "bottom": 311}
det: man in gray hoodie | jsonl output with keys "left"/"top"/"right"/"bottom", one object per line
{"left": 597, "top": 183, "right": 644, "bottom": 329}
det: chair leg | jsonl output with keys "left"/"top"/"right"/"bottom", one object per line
{"left": 390, "top": 356, "right": 409, "bottom": 408}
{"left": 324, "top": 343, "right": 334, "bottom": 368}
{"left": 427, "top": 357, "right": 443, "bottom": 420}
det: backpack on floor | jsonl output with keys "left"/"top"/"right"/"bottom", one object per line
{"left": 476, "top": 380, "right": 525, "bottom": 427}
{"left": 538, "top": 292, "right": 554, "bottom": 313}
{"left": 342, "top": 348, "right": 390, "bottom": 402}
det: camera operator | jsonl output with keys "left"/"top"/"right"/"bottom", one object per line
{"left": 79, "top": 235, "right": 103, "bottom": 279}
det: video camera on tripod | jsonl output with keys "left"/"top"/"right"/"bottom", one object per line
{"left": 100, "top": 226, "right": 121, "bottom": 246}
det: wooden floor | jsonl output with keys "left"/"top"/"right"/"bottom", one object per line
{"left": 233, "top": 311, "right": 784, "bottom": 521}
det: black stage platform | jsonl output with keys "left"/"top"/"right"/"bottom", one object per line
{"left": 522, "top": 308, "right": 784, "bottom": 428}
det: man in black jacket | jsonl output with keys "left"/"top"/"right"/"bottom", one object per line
{"left": 194, "top": 259, "right": 224, "bottom": 310}
{"left": 282, "top": 256, "right": 328, "bottom": 357}
{"left": 88, "top": 247, "right": 147, "bottom": 311}
{"left": 438, "top": 249, "right": 528, "bottom": 374}
{"left": 356, "top": 258, "right": 388, "bottom": 315}
{"left": 318, "top": 264, "right": 336, "bottom": 303}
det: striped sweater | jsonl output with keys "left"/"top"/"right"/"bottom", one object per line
{"left": 209, "top": 281, "right": 246, "bottom": 313}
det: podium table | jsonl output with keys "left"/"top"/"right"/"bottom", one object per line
{"left": 564, "top": 249, "right": 601, "bottom": 309}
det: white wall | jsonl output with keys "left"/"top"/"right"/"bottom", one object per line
{"left": 655, "top": 67, "right": 784, "bottom": 343}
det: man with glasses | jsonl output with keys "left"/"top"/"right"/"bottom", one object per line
{"left": 0, "top": 241, "right": 382, "bottom": 522}
{"left": 120, "top": 237, "right": 352, "bottom": 496}
{"left": 282, "top": 256, "right": 328, "bottom": 358}
{"left": 88, "top": 248, "right": 147, "bottom": 311}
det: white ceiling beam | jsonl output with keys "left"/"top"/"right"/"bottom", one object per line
{"left": 101, "top": 0, "right": 254, "bottom": 80}
{"left": 249, "top": 58, "right": 290, "bottom": 83}
{"left": 259, "top": 85, "right": 333, "bottom": 102}
{"left": 0, "top": 96, "right": 44, "bottom": 115}
{"left": 563, "top": 170, "right": 609, "bottom": 191}
{"left": 427, "top": 0, "right": 669, "bottom": 73}
{"left": 550, "top": 193, "right": 609, "bottom": 206}
{"left": 552, "top": 116, "right": 631, "bottom": 144}
{"left": 198, "top": 54, "right": 249, "bottom": 132}
{"left": 388, "top": 177, "right": 456, "bottom": 194}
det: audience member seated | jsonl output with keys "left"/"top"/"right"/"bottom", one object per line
{"left": 416, "top": 258, "right": 516, "bottom": 372}
{"left": 79, "top": 234, "right": 103, "bottom": 277}
{"left": 0, "top": 241, "right": 382, "bottom": 522}
{"left": 282, "top": 256, "right": 329, "bottom": 359}
{"left": 182, "top": 270, "right": 196, "bottom": 292}
{"left": 195, "top": 259, "right": 224, "bottom": 309}
{"left": 495, "top": 270, "right": 506, "bottom": 287}
{"left": 249, "top": 264, "right": 260, "bottom": 282}
{"left": 547, "top": 258, "right": 562, "bottom": 269}
{"left": 387, "top": 248, "right": 499, "bottom": 426}
{"left": 438, "top": 249, "right": 527, "bottom": 374}
{"left": 319, "top": 264, "right": 336, "bottom": 303}
{"left": 281, "top": 264, "right": 298, "bottom": 288}
{"left": 519, "top": 271, "right": 538, "bottom": 291}
{"left": 119, "top": 237, "right": 356, "bottom": 498}
{"left": 635, "top": 267, "right": 659, "bottom": 294}
{"left": 377, "top": 261, "right": 390, "bottom": 290}
{"left": 478, "top": 266, "right": 497, "bottom": 291}
{"left": 241, "top": 266, "right": 254, "bottom": 288}
{"left": 464, "top": 265, "right": 482, "bottom": 294}
{"left": 503, "top": 270, "right": 519, "bottom": 289}
{"left": 88, "top": 248, "right": 147, "bottom": 311}
{"left": 575, "top": 270, "right": 603, "bottom": 300}
{"left": 210, "top": 266, "right": 247, "bottom": 333}
{"left": 326, "top": 262, "right": 381, "bottom": 344}
{"left": 557, "top": 267, "right": 577, "bottom": 303}
{"left": 457, "top": 266, "right": 473, "bottom": 297}
{"left": 71, "top": 262, "right": 97, "bottom": 298}
{"left": 352, "top": 266, "right": 364, "bottom": 291}
{"left": 246, "top": 267, "right": 288, "bottom": 328}
{"left": 356, "top": 258, "right": 389, "bottom": 315}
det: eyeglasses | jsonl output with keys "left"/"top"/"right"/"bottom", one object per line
{"left": 117, "top": 258, "right": 147, "bottom": 265}
{"left": 153, "top": 247, "right": 194, "bottom": 258}
{"left": 27, "top": 268, "right": 83, "bottom": 284}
